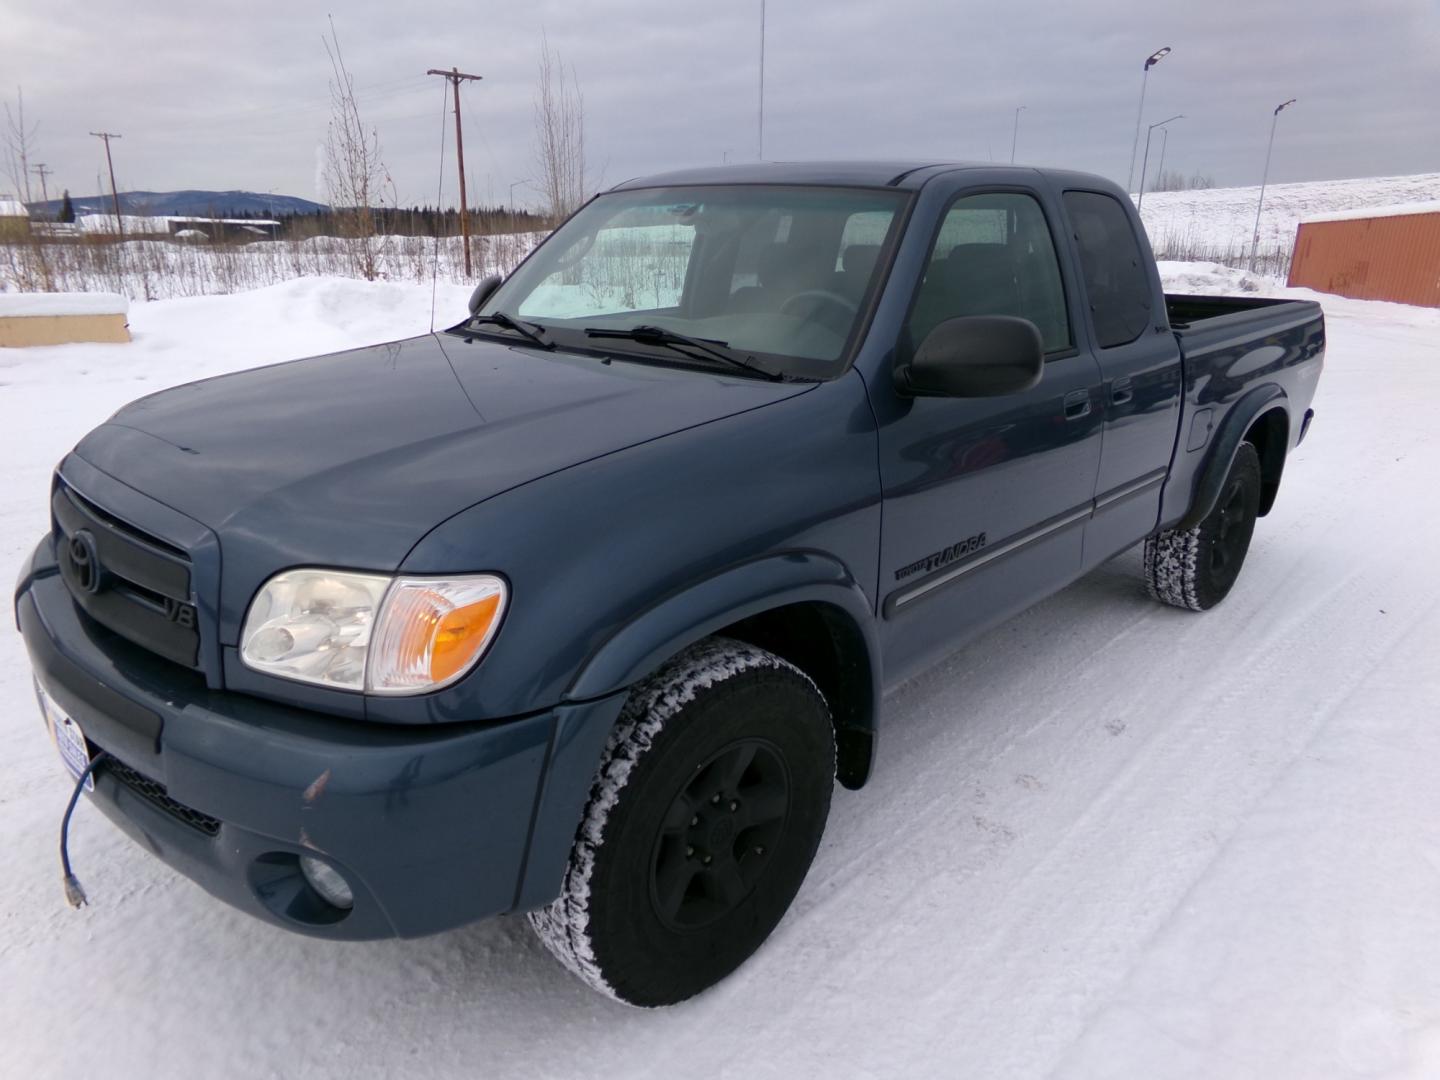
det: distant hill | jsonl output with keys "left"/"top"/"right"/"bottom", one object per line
{"left": 28, "top": 190, "right": 327, "bottom": 219}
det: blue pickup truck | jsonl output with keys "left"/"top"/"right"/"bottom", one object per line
{"left": 15, "top": 161, "right": 1324, "bottom": 1006}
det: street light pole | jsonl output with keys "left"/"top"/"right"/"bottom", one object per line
{"left": 1137, "top": 114, "right": 1184, "bottom": 213}
{"left": 1127, "top": 46, "right": 1172, "bottom": 194}
{"left": 1248, "top": 98, "right": 1296, "bottom": 274}
{"left": 1010, "top": 105, "right": 1025, "bottom": 164}
{"left": 1155, "top": 126, "right": 1171, "bottom": 191}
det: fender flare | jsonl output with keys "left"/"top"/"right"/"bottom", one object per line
{"left": 1175, "top": 384, "right": 1289, "bottom": 532}
{"left": 563, "top": 551, "right": 883, "bottom": 785}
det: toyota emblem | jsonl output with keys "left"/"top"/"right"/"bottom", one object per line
{"left": 66, "top": 530, "right": 103, "bottom": 595}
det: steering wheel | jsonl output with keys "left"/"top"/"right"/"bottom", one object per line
{"left": 779, "top": 289, "right": 858, "bottom": 333}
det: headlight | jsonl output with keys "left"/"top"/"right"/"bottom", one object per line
{"left": 239, "top": 569, "right": 389, "bottom": 690}
{"left": 239, "top": 569, "right": 507, "bottom": 694}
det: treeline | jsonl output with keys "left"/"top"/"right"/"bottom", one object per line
{"left": 227, "top": 206, "right": 554, "bottom": 240}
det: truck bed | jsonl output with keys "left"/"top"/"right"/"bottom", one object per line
{"left": 1165, "top": 293, "right": 1313, "bottom": 329}
{"left": 1157, "top": 293, "right": 1327, "bottom": 531}
{"left": 1165, "top": 293, "right": 1325, "bottom": 357}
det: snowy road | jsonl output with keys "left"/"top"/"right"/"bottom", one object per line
{"left": 2, "top": 274, "right": 1438, "bottom": 1079}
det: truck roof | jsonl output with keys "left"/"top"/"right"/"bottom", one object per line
{"left": 610, "top": 160, "right": 1116, "bottom": 193}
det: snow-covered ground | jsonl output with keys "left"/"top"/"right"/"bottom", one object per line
{"left": 2, "top": 271, "right": 1439, "bottom": 1078}
{"left": 1138, "top": 172, "right": 1440, "bottom": 267}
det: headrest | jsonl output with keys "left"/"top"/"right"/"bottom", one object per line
{"left": 758, "top": 241, "right": 827, "bottom": 289}
{"left": 841, "top": 243, "right": 881, "bottom": 278}
{"left": 935, "top": 243, "right": 1022, "bottom": 315}
{"left": 945, "top": 243, "right": 1015, "bottom": 274}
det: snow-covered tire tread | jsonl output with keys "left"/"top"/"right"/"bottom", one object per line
{"left": 526, "top": 636, "right": 824, "bottom": 1004}
{"left": 1143, "top": 526, "right": 1204, "bottom": 611}
{"left": 1143, "top": 441, "right": 1262, "bottom": 612}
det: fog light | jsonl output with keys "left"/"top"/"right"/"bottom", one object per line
{"left": 299, "top": 855, "right": 354, "bottom": 910}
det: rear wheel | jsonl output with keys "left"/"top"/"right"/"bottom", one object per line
{"left": 1144, "top": 441, "right": 1262, "bottom": 611}
{"left": 528, "top": 637, "right": 835, "bottom": 1007}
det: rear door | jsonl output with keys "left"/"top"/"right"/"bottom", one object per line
{"left": 1059, "top": 189, "right": 1183, "bottom": 567}
{"left": 872, "top": 183, "right": 1105, "bottom": 683}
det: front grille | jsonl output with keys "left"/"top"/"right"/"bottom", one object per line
{"left": 52, "top": 481, "right": 201, "bottom": 669}
{"left": 107, "top": 758, "right": 222, "bottom": 837}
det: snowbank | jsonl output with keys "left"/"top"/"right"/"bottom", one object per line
{"left": 0, "top": 291, "right": 128, "bottom": 317}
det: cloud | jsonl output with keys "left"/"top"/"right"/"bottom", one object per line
{"left": 2, "top": 0, "right": 1436, "bottom": 205}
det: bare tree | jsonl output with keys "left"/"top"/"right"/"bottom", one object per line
{"left": 4, "top": 87, "right": 38, "bottom": 202}
{"left": 321, "top": 19, "right": 392, "bottom": 279}
{"left": 533, "top": 35, "right": 588, "bottom": 221}
{"left": 1152, "top": 169, "right": 1215, "bottom": 193}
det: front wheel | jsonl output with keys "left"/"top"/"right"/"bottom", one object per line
{"left": 1143, "top": 441, "right": 1262, "bottom": 611}
{"left": 528, "top": 637, "right": 835, "bottom": 1007}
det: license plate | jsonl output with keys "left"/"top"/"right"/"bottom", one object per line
{"left": 37, "top": 683, "right": 93, "bottom": 792}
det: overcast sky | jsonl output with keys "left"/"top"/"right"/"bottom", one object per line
{"left": 4, "top": 0, "right": 1438, "bottom": 208}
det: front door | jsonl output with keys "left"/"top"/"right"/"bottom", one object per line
{"left": 871, "top": 188, "right": 1104, "bottom": 684}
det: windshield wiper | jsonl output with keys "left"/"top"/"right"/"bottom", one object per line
{"left": 466, "top": 311, "right": 552, "bottom": 349}
{"left": 584, "top": 325, "right": 782, "bottom": 380}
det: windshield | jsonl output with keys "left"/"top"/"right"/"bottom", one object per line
{"left": 476, "top": 184, "right": 908, "bottom": 377}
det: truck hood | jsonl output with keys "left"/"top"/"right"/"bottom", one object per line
{"left": 73, "top": 333, "right": 811, "bottom": 572}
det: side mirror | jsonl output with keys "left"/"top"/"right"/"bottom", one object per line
{"left": 468, "top": 274, "right": 503, "bottom": 315}
{"left": 894, "top": 315, "right": 1045, "bottom": 398}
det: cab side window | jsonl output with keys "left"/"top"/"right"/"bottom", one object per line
{"left": 1061, "top": 191, "right": 1152, "bottom": 348}
{"left": 907, "top": 192, "right": 1071, "bottom": 354}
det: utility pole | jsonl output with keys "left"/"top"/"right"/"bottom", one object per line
{"left": 89, "top": 132, "right": 124, "bottom": 240}
{"left": 1010, "top": 106, "right": 1025, "bottom": 164}
{"left": 426, "top": 67, "right": 483, "bottom": 277}
{"left": 1248, "top": 98, "right": 1296, "bottom": 274}
{"left": 758, "top": 0, "right": 766, "bottom": 160}
{"left": 31, "top": 163, "right": 53, "bottom": 206}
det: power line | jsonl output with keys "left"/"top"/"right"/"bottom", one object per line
{"left": 460, "top": 81, "right": 508, "bottom": 197}
{"left": 426, "top": 67, "right": 483, "bottom": 277}
{"left": 135, "top": 78, "right": 434, "bottom": 138}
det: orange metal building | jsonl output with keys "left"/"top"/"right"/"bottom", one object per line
{"left": 1288, "top": 205, "right": 1440, "bottom": 308}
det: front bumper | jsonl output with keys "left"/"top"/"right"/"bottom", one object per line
{"left": 15, "top": 538, "right": 624, "bottom": 940}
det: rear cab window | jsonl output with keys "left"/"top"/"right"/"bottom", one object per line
{"left": 1060, "top": 191, "right": 1154, "bottom": 348}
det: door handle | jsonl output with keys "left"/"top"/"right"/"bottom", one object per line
{"left": 1111, "top": 378, "right": 1134, "bottom": 406}
{"left": 1064, "top": 390, "right": 1091, "bottom": 420}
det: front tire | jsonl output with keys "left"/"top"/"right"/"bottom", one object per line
{"left": 1144, "top": 441, "right": 1263, "bottom": 611}
{"left": 528, "top": 637, "right": 835, "bottom": 1007}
